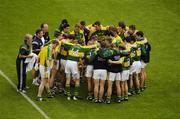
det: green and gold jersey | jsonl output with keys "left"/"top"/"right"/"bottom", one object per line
{"left": 118, "top": 33, "right": 125, "bottom": 41}
{"left": 60, "top": 44, "right": 68, "bottom": 60}
{"left": 89, "top": 26, "right": 107, "bottom": 39}
{"left": 63, "top": 42, "right": 94, "bottom": 62}
{"left": 38, "top": 45, "right": 54, "bottom": 66}
{"left": 85, "top": 48, "right": 97, "bottom": 65}
{"left": 112, "top": 35, "right": 123, "bottom": 46}
{"left": 98, "top": 48, "right": 129, "bottom": 58}
{"left": 122, "top": 56, "right": 131, "bottom": 70}
{"left": 129, "top": 42, "right": 146, "bottom": 62}
{"left": 70, "top": 30, "right": 84, "bottom": 41}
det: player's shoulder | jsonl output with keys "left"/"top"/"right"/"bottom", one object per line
{"left": 20, "top": 44, "right": 28, "bottom": 50}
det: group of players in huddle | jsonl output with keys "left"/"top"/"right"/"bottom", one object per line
{"left": 16, "top": 19, "right": 151, "bottom": 104}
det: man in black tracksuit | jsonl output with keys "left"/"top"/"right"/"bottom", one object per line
{"left": 16, "top": 34, "right": 33, "bottom": 92}
{"left": 32, "top": 29, "right": 44, "bottom": 55}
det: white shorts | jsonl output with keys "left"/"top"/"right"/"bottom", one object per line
{"left": 60, "top": 59, "right": 66, "bottom": 71}
{"left": 121, "top": 70, "right": 130, "bottom": 81}
{"left": 85, "top": 65, "right": 93, "bottom": 78}
{"left": 108, "top": 72, "right": 121, "bottom": 81}
{"left": 65, "top": 60, "right": 79, "bottom": 79}
{"left": 39, "top": 65, "right": 51, "bottom": 79}
{"left": 141, "top": 61, "right": 147, "bottom": 69}
{"left": 130, "top": 61, "right": 141, "bottom": 75}
{"left": 93, "top": 69, "right": 107, "bottom": 80}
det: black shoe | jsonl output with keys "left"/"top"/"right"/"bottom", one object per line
{"left": 116, "top": 97, "right": 121, "bottom": 103}
{"left": 48, "top": 93, "right": 54, "bottom": 98}
{"left": 73, "top": 96, "right": 83, "bottom": 100}
{"left": 124, "top": 96, "right": 128, "bottom": 101}
{"left": 93, "top": 98, "right": 98, "bottom": 103}
{"left": 64, "top": 91, "right": 68, "bottom": 96}
{"left": 135, "top": 89, "right": 140, "bottom": 94}
{"left": 132, "top": 90, "right": 136, "bottom": 95}
{"left": 121, "top": 97, "right": 125, "bottom": 101}
{"left": 51, "top": 89, "right": 56, "bottom": 95}
{"left": 140, "top": 88, "right": 145, "bottom": 92}
{"left": 98, "top": 99, "right": 104, "bottom": 103}
{"left": 86, "top": 95, "right": 93, "bottom": 100}
{"left": 36, "top": 97, "right": 45, "bottom": 101}
{"left": 128, "top": 92, "right": 132, "bottom": 96}
{"left": 105, "top": 98, "right": 111, "bottom": 104}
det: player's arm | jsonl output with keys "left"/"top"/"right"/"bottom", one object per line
{"left": 18, "top": 47, "right": 33, "bottom": 58}
{"left": 108, "top": 57, "right": 125, "bottom": 64}
{"left": 107, "top": 49, "right": 129, "bottom": 58}
{"left": 62, "top": 41, "right": 74, "bottom": 50}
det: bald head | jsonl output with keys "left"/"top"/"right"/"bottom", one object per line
{"left": 41, "top": 23, "right": 49, "bottom": 32}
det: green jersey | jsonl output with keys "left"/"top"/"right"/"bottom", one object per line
{"left": 64, "top": 42, "right": 93, "bottom": 62}
{"left": 130, "top": 42, "right": 146, "bottom": 62}
{"left": 118, "top": 33, "right": 125, "bottom": 41}
{"left": 85, "top": 49, "right": 97, "bottom": 65}
{"left": 17, "top": 43, "right": 31, "bottom": 59}
{"left": 98, "top": 48, "right": 129, "bottom": 58}
{"left": 70, "top": 30, "right": 84, "bottom": 41}
{"left": 122, "top": 56, "right": 131, "bottom": 70}
{"left": 60, "top": 44, "right": 68, "bottom": 60}
{"left": 90, "top": 30, "right": 107, "bottom": 39}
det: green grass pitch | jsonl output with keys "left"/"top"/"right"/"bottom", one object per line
{"left": 0, "top": 0, "right": 180, "bottom": 119}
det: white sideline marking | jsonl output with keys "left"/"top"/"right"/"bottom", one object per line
{"left": 0, "top": 70, "right": 50, "bottom": 119}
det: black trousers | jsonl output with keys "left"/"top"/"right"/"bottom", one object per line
{"left": 16, "top": 58, "right": 27, "bottom": 90}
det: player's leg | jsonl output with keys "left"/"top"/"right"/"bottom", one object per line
{"left": 124, "top": 80, "right": 128, "bottom": 101}
{"left": 106, "top": 72, "right": 114, "bottom": 104}
{"left": 73, "top": 74, "right": 80, "bottom": 100}
{"left": 44, "top": 67, "right": 53, "bottom": 98}
{"left": 134, "top": 73, "right": 140, "bottom": 94}
{"left": 65, "top": 61, "right": 71, "bottom": 100}
{"left": 134, "top": 61, "right": 141, "bottom": 94}
{"left": 99, "top": 70, "right": 107, "bottom": 103}
{"left": 93, "top": 70, "right": 100, "bottom": 103}
{"left": 129, "top": 74, "right": 133, "bottom": 95}
{"left": 37, "top": 78, "right": 45, "bottom": 100}
{"left": 99, "top": 80, "right": 105, "bottom": 103}
{"left": 122, "top": 70, "right": 129, "bottom": 101}
{"left": 120, "top": 81, "right": 124, "bottom": 100}
{"left": 37, "top": 65, "right": 46, "bottom": 101}
{"left": 115, "top": 80, "right": 121, "bottom": 103}
{"left": 93, "top": 79, "right": 99, "bottom": 103}
{"left": 85, "top": 65, "right": 94, "bottom": 100}
{"left": 59, "top": 59, "right": 66, "bottom": 93}
{"left": 49, "top": 60, "right": 58, "bottom": 88}
{"left": 140, "top": 68, "right": 145, "bottom": 91}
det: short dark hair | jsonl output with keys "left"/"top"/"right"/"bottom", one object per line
{"left": 54, "top": 29, "right": 61, "bottom": 38}
{"left": 129, "top": 25, "right": 136, "bottom": 30}
{"left": 94, "top": 21, "right": 101, "bottom": 26}
{"left": 80, "top": 21, "right": 86, "bottom": 26}
{"left": 52, "top": 40, "right": 59, "bottom": 45}
{"left": 63, "top": 24, "right": 70, "bottom": 29}
{"left": 125, "top": 36, "right": 136, "bottom": 43}
{"left": 118, "top": 22, "right": 126, "bottom": 29}
{"left": 61, "top": 19, "right": 68, "bottom": 24}
{"left": 36, "top": 29, "right": 42, "bottom": 35}
{"left": 136, "top": 31, "right": 144, "bottom": 37}
{"left": 40, "top": 23, "right": 46, "bottom": 29}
